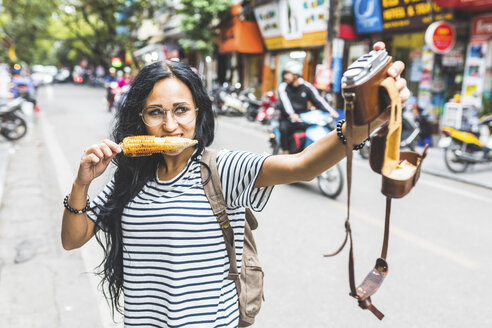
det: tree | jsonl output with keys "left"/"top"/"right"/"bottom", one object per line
{"left": 0, "top": 0, "right": 59, "bottom": 64}
{"left": 0, "top": 0, "right": 166, "bottom": 68}
{"left": 53, "top": 0, "right": 167, "bottom": 69}
{"left": 178, "top": 0, "right": 231, "bottom": 56}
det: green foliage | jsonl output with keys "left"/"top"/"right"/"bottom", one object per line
{"left": 0, "top": 0, "right": 58, "bottom": 64}
{"left": 177, "top": 0, "right": 231, "bottom": 54}
{"left": 0, "top": 0, "right": 166, "bottom": 68}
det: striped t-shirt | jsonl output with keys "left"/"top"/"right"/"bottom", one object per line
{"left": 87, "top": 149, "right": 273, "bottom": 328}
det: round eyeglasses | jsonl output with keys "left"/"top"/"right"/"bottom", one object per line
{"left": 140, "top": 104, "right": 198, "bottom": 127}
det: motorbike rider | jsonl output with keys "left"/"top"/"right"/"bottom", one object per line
{"left": 117, "top": 66, "right": 134, "bottom": 88}
{"left": 10, "top": 64, "right": 36, "bottom": 104}
{"left": 104, "top": 67, "right": 118, "bottom": 109}
{"left": 277, "top": 60, "right": 339, "bottom": 154}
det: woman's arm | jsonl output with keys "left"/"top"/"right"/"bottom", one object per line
{"left": 61, "top": 181, "right": 97, "bottom": 250}
{"left": 61, "top": 139, "right": 120, "bottom": 250}
{"left": 255, "top": 43, "right": 409, "bottom": 188}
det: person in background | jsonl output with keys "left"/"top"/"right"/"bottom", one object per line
{"left": 411, "top": 104, "right": 433, "bottom": 147}
{"left": 104, "top": 67, "right": 118, "bottom": 110}
{"left": 117, "top": 67, "right": 134, "bottom": 88}
{"left": 277, "top": 60, "right": 339, "bottom": 154}
{"left": 10, "top": 64, "right": 36, "bottom": 104}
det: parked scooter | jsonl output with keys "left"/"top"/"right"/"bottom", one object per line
{"left": 0, "top": 97, "right": 28, "bottom": 140}
{"left": 210, "top": 82, "right": 228, "bottom": 116}
{"left": 241, "top": 88, "right": 262, "bottom": 121}
{"left": 358, "top": 108, "right": 420, "bottom": 159}
{"left": 220, "top": 83, "right": 248, "bottom": 116}
{"left": 256, "top": 91, "right": 278, "bottom": 125}
{"left": 269, "top": 110, "right": 344, "bottom": 198}
{"left": 440, "top": 114, "right": 492, "bottom": 173}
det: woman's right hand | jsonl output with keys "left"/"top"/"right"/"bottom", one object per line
{"left": 76, "top": 139, "right": 121, "bottom": 186}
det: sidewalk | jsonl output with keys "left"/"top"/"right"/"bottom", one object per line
{"left": 0, "top": 121, "right": 103, "bottom": 327}
{"left": 0, "top": 141, "right": 10, "bottom": 204}
{"left": 417, "top": 145, "right": 492, "bottom": 189}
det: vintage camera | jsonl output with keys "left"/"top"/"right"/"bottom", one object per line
{"left": 341, "top": 49, "right": 393, "bottom": 126}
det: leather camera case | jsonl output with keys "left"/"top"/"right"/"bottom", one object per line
{"left": 369, "top": 123, "right": 428, "bottom": 198}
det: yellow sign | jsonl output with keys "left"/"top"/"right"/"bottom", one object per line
{"left": 8, "top": 46, "right": 16, "bottom": 61}
{"left": 264, "top": 31, "right": 327, "bottom": 50}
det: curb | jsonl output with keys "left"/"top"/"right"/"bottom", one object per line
{"left": 421, "top": 167, "right": 492, "bottom": 190}
{"left": 0, "top": 143, "right": 11, "bottom": 206}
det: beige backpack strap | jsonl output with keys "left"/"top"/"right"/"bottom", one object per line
{"left": 200, "top": 148, "right": 241, "bottom": 295}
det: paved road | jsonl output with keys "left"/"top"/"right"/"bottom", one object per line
{"left": 0, "top": 84, "right": 491, "bottom": 327}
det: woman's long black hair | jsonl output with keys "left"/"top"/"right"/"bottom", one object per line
{"left": 94, "top": 60, "right": 215, "bottom": 316}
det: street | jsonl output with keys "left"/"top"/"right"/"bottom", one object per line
{"left": 1, "top": 84, "right": 491, "bottom": 327}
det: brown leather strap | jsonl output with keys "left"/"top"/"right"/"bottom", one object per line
{"left": 359, "top": 298, "right": 385, "bottom": 320}
{"left": 381, "top": 197, "right": 392, "bottom": 260}
{"left": 201, "top": 149, "right": 241, "bottom": 295}
{"left": 339, "top": 92, "right": 388, "bottom": 320}
{"left": 342, "top": 93, "right": 359, "bottom": 300}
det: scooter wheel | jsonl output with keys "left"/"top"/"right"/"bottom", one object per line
{"left": 318, "top": 164, "right": 344, "bottom": 199}
{"left": 444, "top": 141, "right": 470, "bottom": 173}
{"left": 1, "top": 113, "right": 27, "bottom": 141}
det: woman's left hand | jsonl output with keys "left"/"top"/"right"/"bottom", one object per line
{"left": 373, "top": 41, "right": 410, "bottom": 104}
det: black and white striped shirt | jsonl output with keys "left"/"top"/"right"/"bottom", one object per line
{"left": 88, "top": 149, "right": 273, "bottom": 327}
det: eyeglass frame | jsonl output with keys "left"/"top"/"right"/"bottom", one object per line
{"left": 139, "top": 104, "right": 199, "bottom": 127}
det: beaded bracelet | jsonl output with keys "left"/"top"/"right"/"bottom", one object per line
{"left": 336, "top": 119, "right": 369, "bottom": 151}
{"left": 63, "top": 193, "right": 90, "bottom": 214}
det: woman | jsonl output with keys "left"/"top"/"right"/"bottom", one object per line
{"left": 61, "top": 42, "right": 409, "bottom": 327}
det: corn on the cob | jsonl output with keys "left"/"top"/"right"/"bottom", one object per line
{"left": 119, "top": 135, "right": 198, "bottom": 157}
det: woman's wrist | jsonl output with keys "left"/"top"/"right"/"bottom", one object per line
{"left": 73, "top": 178, "right": 91, "bottom": 190}
{"left": 337, "top": 120, "right": 369, "bottom": 150}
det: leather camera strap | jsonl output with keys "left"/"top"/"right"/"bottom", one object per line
{"left": 325, "top": 91, "right": 392, "bottom": 320}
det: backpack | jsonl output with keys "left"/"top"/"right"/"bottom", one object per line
{"left": 200, "top": 148, "right": 264, "bottom": 327}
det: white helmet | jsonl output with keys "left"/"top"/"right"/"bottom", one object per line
{"left": 283, "top": 60, "right": 303, "bottom": 76}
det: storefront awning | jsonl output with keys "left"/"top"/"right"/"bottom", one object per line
{"left": 218, "top": 17, "right": 264, "bottom": 54}
{"left": 434, "top": 0, "right": 492, "bottom": 11}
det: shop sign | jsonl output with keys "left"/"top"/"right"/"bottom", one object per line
{"left": 442, "top": 50, "right": 464, "bottom": 67}
{"left": 254, "top": 2, "right": 282, "bottom": 39}
{"left": 425, "top": 21, "right": 455, "bottom": 54}
{"left": 254, "top": 0, "right": 328, "bottom": 50}
{"left": 381, "top": 0, "right": 432, "bottom": 31}
{"left": 313, "top": 65, "right": 332, "bottom": 91}
{"left": 471, "top": 14, "right": 492, "bottom": 38}
{"left": 353, "top": 0, "right": 384, "bottom": 34}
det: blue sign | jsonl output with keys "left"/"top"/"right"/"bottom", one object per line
{"left": 332, "top": 57, "right": 343, "bottom": 93}
{"left": 354, "top": 0, "right": 383, "bottom": 34}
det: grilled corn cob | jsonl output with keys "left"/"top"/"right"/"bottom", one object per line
{"left": 119, "top": 135, "right": 198, "bottom": 157}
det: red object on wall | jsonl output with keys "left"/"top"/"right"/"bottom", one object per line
{"left": 339, "top": 24, "right": 357, "bottom": 40}
{"left": 434, "top": 0, "right": 492, "bottom": 11}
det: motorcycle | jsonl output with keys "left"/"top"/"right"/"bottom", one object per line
{"left": 114, "top": 84, "right": 131, "bottom": 112}
{"left": 440, "top": 114, "right": 492, "bottom": 173}
{"left": 0, "top": 98, "right": 28, "bottom": 141}
{"left": 107, "top": 81, "right": 119, "bottom": 112}
{"left": 269, "top": 110, "right": 344, "bottom": 198}
{"left": 358, "top": 108, "right": 420, "bottom": 159}
{"left": 220, "top": 83, "right": 248, "bottom": 116}
{"left": 241, "top": 89, "right": 262, "bottom": 122}
{"left": 256, "top": 91, "right": 278, "bottom": 125}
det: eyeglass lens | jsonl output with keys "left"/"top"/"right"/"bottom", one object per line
{"left": 142, "top": 105, "right": 197, "bottom": 126}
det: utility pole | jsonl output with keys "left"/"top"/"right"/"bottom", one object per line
{"left": 324, "top": 0, "right": 342, "bottom": 108}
